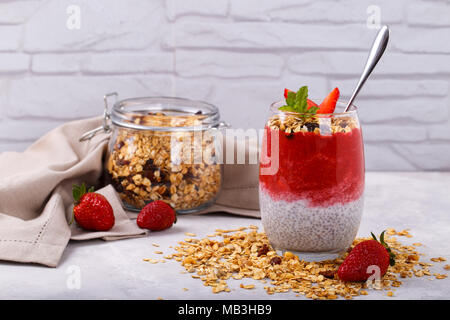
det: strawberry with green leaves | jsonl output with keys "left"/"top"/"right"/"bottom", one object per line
{"left": 338, "top": 231, "right": 396, "bottom": 282}
{"left": 71, "top": 183, "right": 115, "bottom": 231}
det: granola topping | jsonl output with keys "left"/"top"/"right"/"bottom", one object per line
{"left": 268, "top": 114, "right": 359, "bottom": 135}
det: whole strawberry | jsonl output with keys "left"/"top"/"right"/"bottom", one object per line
{"left": 137, "top": 200, "right": 176, "bottom": 231}
{"left": 338, "top": 231, "right": 395, "bottom": 282}
{"left": 72, "top": 183, "right": 115, "bottom": 231}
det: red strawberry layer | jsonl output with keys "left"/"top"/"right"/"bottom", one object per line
{"left": 259, "top": 126, "right": 365, "bottom": 207}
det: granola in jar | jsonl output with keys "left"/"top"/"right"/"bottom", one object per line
{"left": 102, "top": 96, "right": 226, "bottom": 213}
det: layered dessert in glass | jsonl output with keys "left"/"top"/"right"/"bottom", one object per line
{"left": 259, "top": 86, "right": 365, "bottom": 256}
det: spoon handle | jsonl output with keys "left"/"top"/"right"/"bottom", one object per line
{"left": 344, "top": 25, "right": 390, "bottom": 112}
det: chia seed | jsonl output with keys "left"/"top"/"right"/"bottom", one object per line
{"left": 259, "top": 187, "right": 364, "bottom": 254}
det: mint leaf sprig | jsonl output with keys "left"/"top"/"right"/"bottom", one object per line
{"left": 279, "top": 86, "right": 319, "bottom": 114}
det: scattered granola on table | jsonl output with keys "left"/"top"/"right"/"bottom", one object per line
{"left": 151, "top": 227, "right": 448, "bottom": 300}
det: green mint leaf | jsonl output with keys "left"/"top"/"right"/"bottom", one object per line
{"left": 286, "top": 91, "right": 296, "bottom": 106}
{"left": 279, "top": 86, "right": 317, "bottom": 115}
{"left": 294, "top": 86, "right": 308, "bottom": 112}
{"left": 278, "top": 105, "right": 297, "bottom": 112}
{"left": 307, "top": 106, "right": 319, "bottom": 114}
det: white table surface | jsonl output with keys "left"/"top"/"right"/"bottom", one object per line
{"left": 0, "top": 172, "right": 449, "bottom": 300}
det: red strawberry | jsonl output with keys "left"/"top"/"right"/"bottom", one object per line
{"left": 137, "top": 200, "right": 176, "bottom": 231}
{"left": 283, "top": 88, "right": 318, "bottom": 109}
{"left": 72, "top": 183, "right": 115, "bottom": 231}
{"left": 317, "top": 87, "right": 340, "bottom": 114}
{"left": 338, "top": 231, "right": 395, "bottom": 282}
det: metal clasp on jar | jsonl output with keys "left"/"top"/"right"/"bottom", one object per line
{"left": 209, "top": 121, "right": 229, "bottom": 130}
{"left": 79, "top": 92, "right": 118, "bottom": 142}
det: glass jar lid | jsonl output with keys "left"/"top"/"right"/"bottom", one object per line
{"left": 111, "top": 96, "right": 222, "bottom": 132}
{"left": 79, "top": 93, "right": 227, "bottom": 142}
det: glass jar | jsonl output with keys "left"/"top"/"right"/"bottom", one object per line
{"left": 259, "top": 101, "right": 365, "bottom": 257}
{"left": 84, "top": 93, "right": 227, "bottom": 213}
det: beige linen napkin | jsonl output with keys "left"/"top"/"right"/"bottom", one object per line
{"left": 196, "top": 145, "right": 260, "bottom": 218}
{"left": 0, "top": 117, "right": 259, "bottom": 267}
{"left": 0, "top": 118, "right": 146, "bottom": 267}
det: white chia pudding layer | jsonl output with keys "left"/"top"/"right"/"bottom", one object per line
{"left": 259, "top": 188, "right": 364, "bottom": 253}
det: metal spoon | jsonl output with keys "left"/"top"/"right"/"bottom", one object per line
{"left": 344, "top": 25, "right": 390, "bottom": 112}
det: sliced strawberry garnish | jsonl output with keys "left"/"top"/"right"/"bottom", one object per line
{"left": 317, "top": 87, "right": 340, "bottom": 114}
{"left": 284, "top": 88, "right": 292, "bottom": 99}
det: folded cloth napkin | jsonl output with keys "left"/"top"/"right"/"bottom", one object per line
{"left": 0, "top": 117, "right": 259, "bottom": 267}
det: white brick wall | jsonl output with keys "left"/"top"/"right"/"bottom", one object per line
{"left": 0, "top": 0, "right": 449, "bottom": 171}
